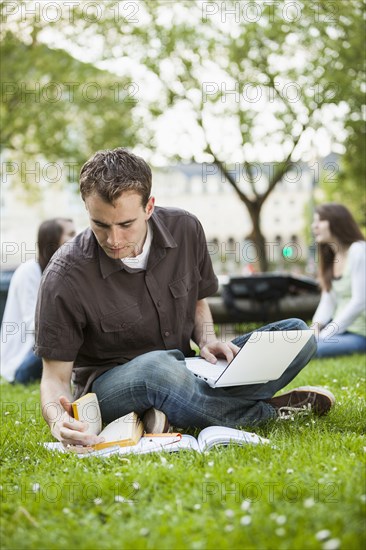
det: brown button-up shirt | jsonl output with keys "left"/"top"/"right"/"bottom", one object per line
{"left": 34, "top": 207, "right": 218, "bottom": 398}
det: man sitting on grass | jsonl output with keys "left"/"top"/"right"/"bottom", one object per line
{"left": 35, "top": 148, "right": 335, "bottom": 450}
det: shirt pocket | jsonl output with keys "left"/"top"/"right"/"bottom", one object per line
{"left": 169, "top": 267, "right": 202, "bottom": 299}
{"left": 100, "top": 303, "right": 142, "bottom": 333}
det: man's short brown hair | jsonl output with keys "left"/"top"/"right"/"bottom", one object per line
{"left": 80, "top": 148, "right": 152, "bottom": 206}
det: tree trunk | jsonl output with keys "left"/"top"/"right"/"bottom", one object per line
{"left": 245, "top": 200, "right": 268, "bottom": 272}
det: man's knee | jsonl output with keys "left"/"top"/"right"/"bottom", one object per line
{"left": 285, "top": 318, "right": 309, "bottom": 331}
{"left": 303, "top": 333, "right": 317, "bottom": 362}
{"left": 133, "top": 349, "right": 187, "bottom": 386}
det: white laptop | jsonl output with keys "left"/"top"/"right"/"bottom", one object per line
{"left": 185, "top": 330, "right": 313, "bottom": 388}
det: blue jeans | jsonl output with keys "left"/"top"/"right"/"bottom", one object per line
{"left": 14, "top": 350, "right": 43, "bottom": 384}
{"left": 316, "top": 331, "right": 366, "bottom": 358}
{"left": 91, "top": 318, "right": 317, "bottom": 428}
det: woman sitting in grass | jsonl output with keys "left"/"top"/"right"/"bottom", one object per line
{"left": 0, "top": 218, "right": 76, "bottom": 384}
{"left": 311, "top": 203, "right": 366, "bottom": 357}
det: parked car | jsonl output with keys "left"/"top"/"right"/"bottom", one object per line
{"left": 207, "top": 273, "right": 320, "bottom": 323}
{"left": 0, "top": 269, "right": 320, "bottom": 325}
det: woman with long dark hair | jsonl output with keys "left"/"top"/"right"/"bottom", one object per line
{"left": 311, "top": 203, "right": 366, "bottom": 357}
{"left": 0, "top": 218, "right": 76, "bottom": 383}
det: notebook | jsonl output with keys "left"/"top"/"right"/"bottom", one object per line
{"left": 185, "top": 330, "right": 313, "bottom": 388}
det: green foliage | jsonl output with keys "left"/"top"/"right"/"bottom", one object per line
{"left": 1, "top": 355, "right": 365, "bottom": 549}
{"left": 0, "top": 17, "right": 136, "bottom": 198}
{"left": 98, "top": 0, "right": 364, "bottom": 268}
{"left": 313, "top": 0, "right": 366, "bottom": 229}
{"left": 1, "top": 1, "right": 364, "bottom": 255}
{"left": 320, "top": 159, "right": 366, "bottom": 231}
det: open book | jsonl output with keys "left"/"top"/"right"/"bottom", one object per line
{"left": 44, "top": 426, "right": 269, "bottom": 458}
{"left": 71, "top": 393, "right": 144, "bottom": 450}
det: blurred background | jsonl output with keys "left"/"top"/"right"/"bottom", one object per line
{"left": 1, "top": 0, "right": 365, "bottom": 277}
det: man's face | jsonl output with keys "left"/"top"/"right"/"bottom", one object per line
{"left": 85, "top": 192, "right": 155, "bottom": 260}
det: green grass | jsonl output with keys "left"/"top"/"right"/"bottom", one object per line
{"left": 1, "top": 355, "right": 365, "bottom": 550}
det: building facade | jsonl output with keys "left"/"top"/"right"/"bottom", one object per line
{"left": 1, "top": 158, "right": 325, "bottom": 273}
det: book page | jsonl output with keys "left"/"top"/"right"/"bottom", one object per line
{"left": 117, "top": 434, "right": 192, "bottom": 455}
{"left": 43, "top": 442, "right": 122, "bottom": 457}
{"left": 72, "top": 393, "right": 102, "bottom": 435}
{"left": 94, "top": 413, "right": 144, "bottom": 450}
{"left": 99, "top": 413, "right": 140, "bottom": 441}
{"left": 43, "top": 434, "right": 187, "bottom": 457}
{"left": 162, "top": 435, "right": 200, "bottom": 452}
{"left": 43, "top": 442, "right": 66, "bottom": 453}
{"left": 197, "top": 426, "right": 270, "bottom": 452}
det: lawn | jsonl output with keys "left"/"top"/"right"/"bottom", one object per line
{"left": 1, "top": 354, "right": 365, "bottom": 550}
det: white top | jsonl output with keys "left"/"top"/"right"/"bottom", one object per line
{"left": 0, "top": 260, "right": 42, "bottom": 382}
{"left": 121, "top": 222, "right": 152, "bottom": 270}
{"left": 313, "top": 241, "right": 366, "bottom": 338}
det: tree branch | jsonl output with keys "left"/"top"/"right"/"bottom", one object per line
{"left": 195, "top": 114, "right": 253, "bottom": 208}
{"left": 260, "top": 124, "right": 305, "bottom": 204}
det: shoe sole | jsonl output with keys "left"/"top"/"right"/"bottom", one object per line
{"left": 143, "top": 408, "right": 170, "bottom": 433}
{"left": 280, "top": 386, "right": 336, "bottom": 406}
{"left": 270, "top": 386, "right": 336, "bottom": 416}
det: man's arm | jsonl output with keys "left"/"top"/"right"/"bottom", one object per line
{"left": 41, "top": 359, "right": 102, "bottom": 449}
{"left": 193, "top": 299, "right": 239, "bottom": 364}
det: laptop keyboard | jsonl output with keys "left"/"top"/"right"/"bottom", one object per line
{"left": 185, "top": 358, "right": 228, "bottom": 378}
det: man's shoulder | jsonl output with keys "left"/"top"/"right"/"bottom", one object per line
{"left": 45, "top": 228, "right": 97, "bottom": 274}
{"left": 154, "top": 206, "right": 201, "bottom": 227}
{"left": 153, "top": 207, "right": 205, "bottom": 244}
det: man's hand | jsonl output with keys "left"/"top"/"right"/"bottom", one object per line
{"left": 41, "top": 359, "right": 104, "bottom": 452}
{"left": 200, "top": 340, "right": 240, "bottom": 364}
{"left": 194, "top": 299, "right": 240, "bottom": 364}
{"left": 51, "top": 395, "right": 103, "bottom": 452}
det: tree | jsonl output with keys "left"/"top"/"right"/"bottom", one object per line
{"left": 1, "top": 1, "right": 363, "bottom": 259}
{"left": 95, "top": 0, "right": 364, "bottom": 270}
{"left": 0, "top": 4, "right": 137, "bottom": 199}
{"left": 318, "top": 0, "right": 366, "bottom": 228}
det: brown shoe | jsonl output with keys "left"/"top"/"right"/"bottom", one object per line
{"left": 267, "top": 386, "right": 335, "bottom": 419}
{"left": 142, "top": 408, "right": 170, "bottom": 433}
